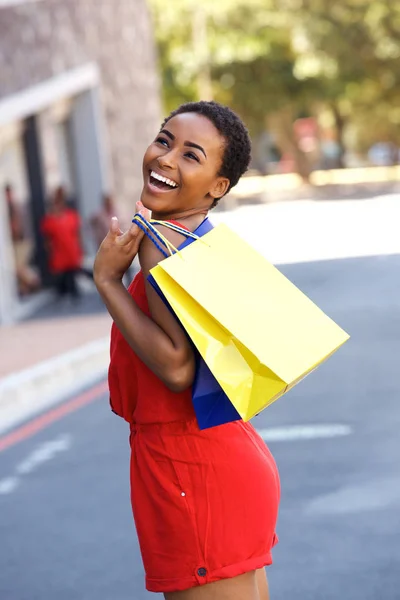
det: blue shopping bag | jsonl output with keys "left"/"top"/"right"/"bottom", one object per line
{"left": 141, "top": 216, "right": 242, "bottom": 430}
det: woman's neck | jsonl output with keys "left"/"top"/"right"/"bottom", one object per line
{"left": 152, "top": 208, "right": 208, "bottom": 231}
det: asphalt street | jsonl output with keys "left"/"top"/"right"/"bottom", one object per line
{"left": 1, "top": 197, "right": 399, "bottom": 600}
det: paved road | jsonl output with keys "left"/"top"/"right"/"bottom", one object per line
{"left": 1, "top": 197, "right": 399, "bottom": 599}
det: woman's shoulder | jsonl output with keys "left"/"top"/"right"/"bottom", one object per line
{"left": 138, "top": 222, "right": 188, "bottom": 275}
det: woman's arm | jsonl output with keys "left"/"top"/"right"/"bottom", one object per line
{"left": 94, "top": 216, "right": 195, "bottom": 392}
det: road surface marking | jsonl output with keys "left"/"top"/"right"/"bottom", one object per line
{"left": 306, "top": 477, "right": 400, "bottom": 514}
{"left": 0, "top": 476, "right": 19, "bottom": 495}
{"left": 257, "top": 424, "right": 352, "bottom": 442}
{"left": 0, "top": 435, "right": 72, "bottom": 497}
{"left": 0, "top": 381, "right": 107, "bottom": 453}
{"left": 16, "top": 434, "right": 71, "bottom": 475}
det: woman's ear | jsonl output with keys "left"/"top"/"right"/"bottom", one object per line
{"left": 210, "top": 177, "right": 230, "bottom": 200}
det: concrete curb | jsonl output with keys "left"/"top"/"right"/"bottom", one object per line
{"left": 0, "top": 337, "right": 109, "bottom": 436}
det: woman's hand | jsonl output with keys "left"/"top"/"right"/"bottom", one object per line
{"left": 94, "top": 201, "right": 150, "bottom": 286}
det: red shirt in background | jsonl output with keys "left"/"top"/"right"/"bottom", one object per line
{"left": 41, "top": 208, "right": 82, "bottom": 273}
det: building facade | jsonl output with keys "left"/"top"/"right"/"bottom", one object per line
{"left": 0, "top": 0, "right": 161, "bottom": 324}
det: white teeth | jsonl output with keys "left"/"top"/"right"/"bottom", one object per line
{"left": 150, "top": 170, "right": 178, "bottom": 188}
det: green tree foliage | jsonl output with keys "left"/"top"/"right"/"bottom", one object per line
{"left": 149, "top": 0, "right": 400, "bottom": 173}
{"left": 292, "top": 0, "right": 400, "bottom": 152}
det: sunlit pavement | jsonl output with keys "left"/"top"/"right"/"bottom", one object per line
{"left": 214, "top": 193, "right": 400, "bottom": 264}
{"left": 1, "top": 193, "right": 399, "bottom": 599}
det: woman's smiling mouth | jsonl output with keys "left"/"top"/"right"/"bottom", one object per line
{"left": 148, "top": 170, "right": 179, "bottom": 192}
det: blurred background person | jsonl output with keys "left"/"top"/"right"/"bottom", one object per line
{"left": 4, "top": 183, "right": 40, "bottom": 296}
{"left": 91, "top": 192, "right": 138, "bottom": 285}
{"left": 368, "top": 141, "right": 399, "bottom": 167}
{"left": 41, "top": 185, "right": 83, "bottom": 301}
{"left": 90, "top": 193, "right": 117, "bottom": 249}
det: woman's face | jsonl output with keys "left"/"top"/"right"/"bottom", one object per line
{"left": 140, "top": 112, "right": 230, "bottom": 219}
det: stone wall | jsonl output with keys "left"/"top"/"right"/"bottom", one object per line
{"left": 0, "top": 0, "right": 161, "bottom": 210}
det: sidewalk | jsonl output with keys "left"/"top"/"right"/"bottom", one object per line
{"left": 0, "top": 287, "right": 111, "bottom": 435}
{"left": 229, "top": 165, "right": 400, "bottom": 200}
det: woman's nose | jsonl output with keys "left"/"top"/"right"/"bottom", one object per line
{"left": 157, "top": 149, "right": 177, "bottom": 170}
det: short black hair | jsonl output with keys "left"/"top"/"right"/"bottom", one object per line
{"left": 162, "top": 101, "right": 251, "bottom": 205}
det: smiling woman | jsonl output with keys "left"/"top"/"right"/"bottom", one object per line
{"left": 142, "top": 113, "right": 228, "bottom": 217}
{"left": 93, "top": 101, "right": 279, "bottom": 600}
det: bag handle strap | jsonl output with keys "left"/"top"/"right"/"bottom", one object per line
{"left": 131, "top": 214, "right": 166, "bottom": 257}
{"left": 133, "top": 213, "right": 182, "bottom": 257}
{"left": 149, "top": 218, "right": 210, "bottom": 251}
{"left": 132, "top": 214, "right": 207, "bottom": 259}
{"left": 150, "top": 219, "right": 201, "bottom": 241}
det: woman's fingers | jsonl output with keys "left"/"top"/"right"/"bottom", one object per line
{"left": 116, "top": 222, "right": 144, "bottom": 247}
{"left": 109, "top": 215, "right": 142, "bottom": 247}
{"left": 110, "top": 216, "right": 123, "bottom": 236}
{"left": 95, "top": 215, "right": 144, "bottom": 284}
{"left": 136, "top": 200, "right": 151, "bottom": 221}
{"left": 109, "top": 210, "right": 145, "bottom": 248}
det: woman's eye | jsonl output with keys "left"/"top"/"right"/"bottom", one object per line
{"left": 156, "top": 137, "right": 169, "bottom": 147}
{"left": 185, "top": 152, "right": 200, "bottom": 162}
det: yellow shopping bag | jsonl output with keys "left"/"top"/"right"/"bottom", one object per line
{"left": 145, "top": 219, "right": 349, "bottom": 422}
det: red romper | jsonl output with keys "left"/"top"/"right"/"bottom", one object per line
{"left": 108, "top": 230, "right": 281, "bottom": 594}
